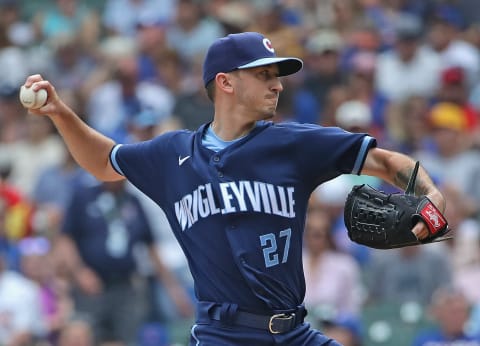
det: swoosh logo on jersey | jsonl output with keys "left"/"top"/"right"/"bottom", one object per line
{"left": 178, "top": 155, "right": 191, "bottom": 166}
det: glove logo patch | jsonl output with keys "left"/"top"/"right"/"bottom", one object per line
{"left": 420, "top": 203, "right": 446, "bottom": 234}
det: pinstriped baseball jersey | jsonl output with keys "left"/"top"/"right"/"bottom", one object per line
{"left": 110, "top": 121, "right": 376, "bottom": 311}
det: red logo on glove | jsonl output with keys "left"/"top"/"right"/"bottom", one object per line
{"left": 420, "top": 203, "right": 447, "bottom": 234}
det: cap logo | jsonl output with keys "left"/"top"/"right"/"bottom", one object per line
{"left": 263, "top": 38, "right": 275, "bottom": 53}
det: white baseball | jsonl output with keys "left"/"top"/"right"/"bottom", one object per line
{"left": 19, "top": 85, "right": 48, "bottom": 109}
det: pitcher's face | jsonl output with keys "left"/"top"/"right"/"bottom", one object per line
{"left": 230, "top": 64, "right": 284, "bottom": 120}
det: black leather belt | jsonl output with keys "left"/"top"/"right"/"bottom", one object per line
{"left": 209, "top": 305, "right": 305, "bottom": 334}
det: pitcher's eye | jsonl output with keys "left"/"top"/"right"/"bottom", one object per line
{"left": 259, "top": 70, "right": 277, "bottom": 80}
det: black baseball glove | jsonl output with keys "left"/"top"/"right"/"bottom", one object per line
{"left": 344, "top": 162, "right": 452, "bottom": 249}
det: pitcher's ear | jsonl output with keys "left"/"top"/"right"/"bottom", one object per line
{"left": 215, "top": 73, "right": 234, "bottom": 94}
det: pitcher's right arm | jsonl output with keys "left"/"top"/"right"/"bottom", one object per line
{"left": 23, "top": 74, "right": 123, "bottom": 182}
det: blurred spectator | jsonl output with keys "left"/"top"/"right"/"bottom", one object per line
{"left": 468, "top": 19, "right": 480, "bottom": 113}
{"left": 0, "top": 155, "right": 33, "bottom": 241}
{"left": 31, "top": 146, "right": 95, "bottom": 238}
{"left": 153, "top": 49, "right": 186, "bottom": 97}
{"left": 375, "top": 14, "right": 442, "bottom": 102}
{"left": 18, "top": 236, "right": 73, "bottom": 344}
{"left": 0, "top": 246, "right": 46, "bottom": 345}
{"left": 320, "top": 314, "right": 363, "bottom": 346}
{"left": 0, "top": 19, "right": 30, "bottom": 104}
{"left": 361, "top": 0, "right": 437, "bottom": 47}
{"left": 320, "top": 85, "right": 350, "bottom": 127}
{"left": 85, "top": 53, "right": 174, "bottom": 143}
{"left": 386, "top": 95, "right": 434, "bottom": 154}
{"left": 427, "top": 4, "right": 480, "bottom": 89}
{"left": 303, "top": 196, "right": 364, "bottom": 317}
{"left": 57, "top": 318, "right": 94, "bottom": 346}
{"left": 434, "top": 66, "right": 478, "bottom": 131}
{"left": 126, "top": 109, "right": 162, "bottom": 144}
{"left": 0, "top": 199, "right": 21, "bottom": 271}
{"left": 364, "top": 245, "right": 452, "bottom": 305}
{"left": 0, "top": 86, "right": 29, "bottom": 144}
{"left": 284, "top": 0, "right": 334, "bottom": 32}
{"left": 136, "top": 322, "right": 169, "bottom": 346}
{"left": 294, "top": 29, "right": 345, "bottom": 124}
{"left": 362, "top": 1, "right": 408, "bottom": 47}
{"left": 56, "top": 180, "right": 193, "bottom": 345}
{"left": 470, "top": 303, "right": 480, "bottom": 340}
{"left": 102, "top": 0, "right": 176, "bottom": 37}
{"left": 464, "top": 20, "right": 480, "bottom": 49}
{"left": 330, "top": 0, "right": 364, "bottom": 39}
{"left": 334, "top": 99, "right": 373, "bottom": 134}
{"left": 135, "top": 19, "right": 169, "bottom": 83}
{"left": 452, "top": 229, "right": 480, "bottom": 306}
{"left": 166, "top": 0, "right": 224, "bottom": 65}
{"left": 414, "top": 102, "right": 480, "bottom": 204}
{"left": 213, "top": 1, "right": 254, "bottom": 34}
{"left": 334, "top": 97, "right": 388, "bottom": 146}
{"left": 28, "top": 91, "right": 91, "bottom": 239}
{"left": 170, "top": 55, "right": 214, "bottom": 130}
{"left": 41, "top": 34, "right": 96, "bottom": 100}
{"left": 442, "top": 182, "right": 480, "bottom": 276}
{"left": 80, "top": 35, "right": 137, "bottom": 97}
{"left": 0, "top": 11, "right": 36, "bottom": 157}
{"left": 470, "top": 75, "right": 480, "bottom": 118}
{"left": 32, "top": 0, "right": 100, "bottom": 53}
{"left": 345, "top": 51, "right": 389, "bottom": 131}
{"left": 441, "top": 183, "right": 479, "bottom": 271}
{"left": 341, "top": 20, "right": 383, "bottom": 69}
{"left": 456, "top": 0, "right": 480, "bottom": 27}
{"left": 0, "top": 114, "right": 65, "bottom": 199}
{"left": 412, "top": 286, "right": 480, "bottom": 345}
{"left": 0, "top": 1, "right": 34, "bottom": 48}
{"left": 247, "top": 2, "right": 304, "bottom": 58}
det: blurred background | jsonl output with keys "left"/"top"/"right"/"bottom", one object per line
{"left": 1, "top": 0, "right": 480, "bottom": 345}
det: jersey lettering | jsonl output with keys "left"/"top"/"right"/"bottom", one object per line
{"left": 260, "top": 228, "right": 292, "bottom": 268}
{"left": 260, "top": 233, "right": 278, "bottom": 268}
{"left": 174, "top": 181, "right": 296, "bottom": 231}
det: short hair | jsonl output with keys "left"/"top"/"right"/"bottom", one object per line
{"left": 205, "top": 80, "right": 215, "bottom": 102}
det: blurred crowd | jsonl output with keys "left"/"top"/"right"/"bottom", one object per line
{"left": 1, "top": 0, "right": 480, "bottom": 345}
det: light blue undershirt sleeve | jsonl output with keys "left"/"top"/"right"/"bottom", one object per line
{"left": 352, "top": 136, "right": 375, "bottom": 175}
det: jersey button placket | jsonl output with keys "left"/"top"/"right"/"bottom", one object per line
{"left": 212, "top": 155, "right": 223, "bottom": 178}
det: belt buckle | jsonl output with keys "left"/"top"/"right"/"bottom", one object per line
{"left": 268, "top": 313, "right": 295, "bottom": 334}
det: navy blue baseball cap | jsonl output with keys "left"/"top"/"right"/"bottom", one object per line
{"left": 202, "top": 32, "right": 303, "bottom": 86}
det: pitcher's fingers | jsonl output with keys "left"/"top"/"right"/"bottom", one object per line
{"left": 30, "top": 80, "right": 51, "bottom": 92}
{"left": 30, "top": 80, "right": 58, "bottom": 103}
{"left": 412, "top": 222, "right": 429, "bottom": 240}
{"left": 24, "top": 74, "right": 44, "bottom": 87}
